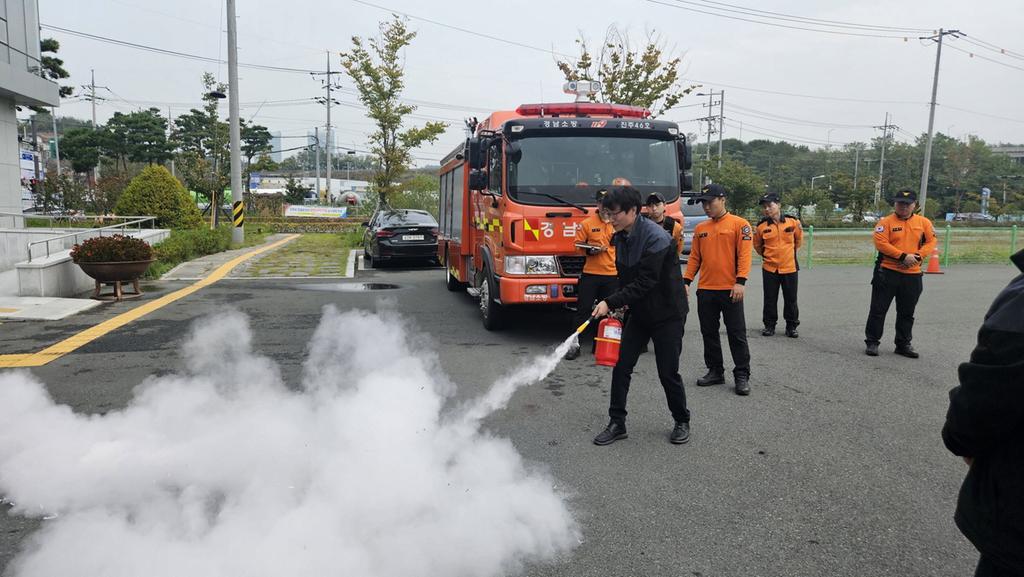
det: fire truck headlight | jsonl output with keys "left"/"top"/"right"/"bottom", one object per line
{"left": 505, "top": 256, "right": 558, "bottom": 275}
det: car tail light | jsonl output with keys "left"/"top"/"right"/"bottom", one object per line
{"left": 376, "top": 230, "right": 395, "bottom": 238}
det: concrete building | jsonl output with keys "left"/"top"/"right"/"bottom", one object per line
{"left": 990, "top": 145, "right": 1024, "bottom": 166}
{"left": 0, "top": 0, "right": 60, "bottom": 220}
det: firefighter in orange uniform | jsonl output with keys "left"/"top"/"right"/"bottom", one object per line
{"left": 864, "top": 188, "right": 937, "bottom": 358}
{"left": 646, "top": 192, "right": 684, "bottom": 258}
{"left": 684, "top": 184, "right": 754, "bottom": 396}
{"left": 753, "top": 193, "right": 803, "bottom": 337}
{"left": 566, "top": 189, "right": 618, "bottom": 360}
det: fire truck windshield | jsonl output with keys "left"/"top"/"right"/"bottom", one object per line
{"left": 507, "top": 135, "right": 679, "bottom": 206}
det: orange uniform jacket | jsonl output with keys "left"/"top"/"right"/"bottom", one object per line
{"left": 754, "top": 215, "right": 803, "bottom": 274}
{"left": 684, "top": 212, "right": 754, "bottom": 290}
{"left": 658, "top": 216, "right": 684, "bottom": 258}
{"left": 874, "top": 213, "right": 937, "bottom": 274}
{"left": 575, "top": 213, "right": 616, "bottom": 276}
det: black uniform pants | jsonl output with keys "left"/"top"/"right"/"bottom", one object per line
{"left": 865, "top": 267, "right": 923, "bottom": 348}
{"left": 697, "top": 289, "right": 751, "bottom": 379}
{"left": 573, "top": 273, "right": 619, "bottom": 347}
{"left": 974, "top": 555, "right": 1024, "bottom": 577}
{"left": 762, "top": 269, "right": 799, "bottom": 330}
{"left": 609, "top": 315, "right": 689, "bottom": 425}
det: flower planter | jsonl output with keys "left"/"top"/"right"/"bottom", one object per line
{"left": 77, "top": 260, "right": 155, "bottom": 301}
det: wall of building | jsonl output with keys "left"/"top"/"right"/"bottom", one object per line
{"left": 0, "top": 0, "right": 59, "bottom": 225}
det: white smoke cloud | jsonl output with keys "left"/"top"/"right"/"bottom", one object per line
{"left": 0, "top": 307, "right": 579, "bottom": 577}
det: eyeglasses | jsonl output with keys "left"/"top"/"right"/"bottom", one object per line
{"left": 600, "top": 208, "right": 625, "bottom": 218}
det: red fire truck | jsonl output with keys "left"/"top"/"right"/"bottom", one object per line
{"left": 438, "top": 83, "right": 693, "bottom": 330}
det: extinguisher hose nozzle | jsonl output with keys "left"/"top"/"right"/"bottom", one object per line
{"left": 574, "top": 316, "right": 597, "bottom": 335}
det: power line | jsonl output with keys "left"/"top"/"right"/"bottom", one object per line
{"left": 728, "top": 103, "right": 877, "bottom": 129}
{"left": 681, "top": 77, "right": 923, "bottom": 105}
{"left": 685, "top": 0, "right": 931, "bottom": 33}
{"left": 938, "top": 104, "right": 1024, "bottom": 124}
{"left": 945, "top": 43, "right": 1024, "bottom": 73}
{"left": 349, "top": 0, "right": 574, "bottom": 59}
{"left": 645, "top": 0, "right": 920, "bottom": 39}
{"left": 41, "top": 23, "right": 321, "bottom": 74}
{"left": 958, "top": 36, "right": 1024, "bottom": 62}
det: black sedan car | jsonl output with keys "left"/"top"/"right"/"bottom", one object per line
{"left": 362, "top": 209, "right": 439, "bottom": 268}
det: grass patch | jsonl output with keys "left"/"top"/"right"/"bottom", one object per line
{"left": 798, "top": 228, "right": 1019, "bottom": 266}
{"left": 239, "top": 232, "right": 362, "bottom": 277}
{"left": 145, "top": 226, "right": 269, "bottom": 279}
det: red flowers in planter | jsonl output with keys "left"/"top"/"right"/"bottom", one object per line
{"left": 70, "top": 234, "right": 154, "bottom": 264}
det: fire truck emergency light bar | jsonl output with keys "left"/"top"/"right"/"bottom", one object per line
{"left": 514, "top": 102, "right": 652, "bottom": 118}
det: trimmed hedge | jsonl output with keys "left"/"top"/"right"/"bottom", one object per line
{"left": 145, "top": 227, "right": 232, "bottom": 278}
{"left": 116, "top": 166, "right": 203, "bottom": 229}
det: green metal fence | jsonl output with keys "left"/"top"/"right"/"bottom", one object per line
{"left": 789, "top": 226, "right": 1019, "bottom": 268}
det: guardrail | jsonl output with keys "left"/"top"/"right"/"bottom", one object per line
{"left": 0, "top": 211, "right": 156, "bottom": 230}
{"left": 25, "top": 216, "right": 157, "bottom": 262}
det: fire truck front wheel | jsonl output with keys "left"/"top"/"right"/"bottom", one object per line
{"left": 478, "top": 267, "right": 504, "bottom": 331}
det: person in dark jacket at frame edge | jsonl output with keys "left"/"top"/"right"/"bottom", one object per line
{"left": 942, "top": 248, "right": 1024, "bottom": 577}
{"left": 590, "top": 186, "right": 691, "bottom": 446}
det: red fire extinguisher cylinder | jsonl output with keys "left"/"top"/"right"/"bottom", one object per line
{"left": 594, "top": 317, "right": 622, "bottom": 367}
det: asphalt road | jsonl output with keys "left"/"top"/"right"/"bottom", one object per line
{"left": 0, "top": 259, "right": 1016, "bottom": 576}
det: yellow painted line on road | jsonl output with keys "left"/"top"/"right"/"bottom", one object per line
{"left": 0, "top": 308, "right": 18, "bottom": 313}
{"left": 0, "top": 235, "right": 300, "bottom": 369}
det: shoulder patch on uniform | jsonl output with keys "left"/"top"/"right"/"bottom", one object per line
{"left": 741, "top": 225, "right": 751, "bottom": 235}
{"left": 875, "top": 225, "right": 885, "bottom": 233}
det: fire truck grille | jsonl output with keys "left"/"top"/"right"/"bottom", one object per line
{"left": 557, "top": 256, "right": 586, "bottom": 277}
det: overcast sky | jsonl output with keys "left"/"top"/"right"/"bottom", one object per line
{"left": 36, "top": 0, "right": 1024, "bottom": 166}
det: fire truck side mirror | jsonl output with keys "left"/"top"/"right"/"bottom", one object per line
{"left": 468, "top": 138, "right": 486, "bottom": 170}
{"left": 469, "top": 169, "right": 487, "bottom": 190}
{"left": 681, "top": 172, "right": 693, "bottom": 192}
{"left": 677, "top": 139, "right": 692, "bottom": 171}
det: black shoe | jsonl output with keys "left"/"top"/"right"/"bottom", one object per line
{"left": 865, "top": 343, "right": 879, "bottom": 356}
{"left": 670, "top": 421, "right": 691, "bottom": 444}
{"left": 895, "top": 345, "right": 919, "bottom": 359}
{"left": 696, "top": 370, "right": 726, "bottom": 386}
{"left": 761, "top": 326, "right": 775, "bottom": 336}
{"left": 735, "top": 376, "right": 751, "bottom": 396}
{"left": 593, "top": 421, "right": 628, "bottom": 446}
{"left": 786, "top": 328, "right": 799, "bottom": 338}
{"left": 564, "top": 343, "right": 581, "bottom": 360}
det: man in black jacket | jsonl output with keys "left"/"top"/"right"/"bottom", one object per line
{"left": 942, "top": 248, "right": 1024, "bottom": 577}
{"left": 590, "top": 186, "right": 690, "bottom": 446}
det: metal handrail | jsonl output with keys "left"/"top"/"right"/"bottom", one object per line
{"left": 25, "top": 217, "right": 157, "bottom": 262}
{"left": 0, "top": 211, "right": 157, "bottom": 230}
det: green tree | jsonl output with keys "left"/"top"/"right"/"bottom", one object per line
{"left": 341, "top": 16, "right": 446, "bottom": 207}
{"left": 556, "top": 26, "right": 696, "bottom": 117}
{"left": 60, "top": 128, "right": 102, "bottom": 174}
{"left": 91, "top": 172, "right": 131, "bottom": 215}
{"left": 103, "top": 108, "right": 173, "bottom": 169}
{"left": 284, "top": 176, "right": 311, "bottom": 204}
{"left": 115, "top": 165, "right": 202, "bottom": 228}
{"left": 787, "top": 185, "right": 830, "bottom": 221}
{"left": 170, "top": 74, "right": 230, "bottom": 207}
{"left": 699, "top": 158, "right": 765, "bottom": 212}
{"left": 389, "top": 173, "right": 439, "bottom": 217}
{"left": 241, "top": 122, "right": 273, "bottom": 189}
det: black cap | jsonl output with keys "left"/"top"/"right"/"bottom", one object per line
{"left": 595, "top": 188, "right": 609, "bottom": 202}
{"left": 689, "top": 183, "right": 727, "bottom": 204}
{"left": 892, "top": 189, "right": 917, "bottom": 203}
{"left": 759, "top": 192, "right": 781, "bottom": 205}
{"left": 646, "top": 192, "right": 666, "bottom": 205}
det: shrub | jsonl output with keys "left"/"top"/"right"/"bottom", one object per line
{"left": 70, "top": 234, "right": 154, "bottom": 263}
{"left": 145, "top": 227, "right": 232, "bottom": 278}
{"left": 115, "top": 165, "right": 202, "bottom": 229}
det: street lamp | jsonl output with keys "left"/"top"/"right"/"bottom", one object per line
{"left": 346, "top": 150, "right": 356, "bottom": 181}
{"left": 811, "top": 174, "right": 826, "bottom": 191}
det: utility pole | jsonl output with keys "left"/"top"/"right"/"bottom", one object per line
{"left": 853, "top": 146, "right": 860, "bottom": 191}
{"left": 315, "top": 126, "right": 320, "bottom": 196}
{"left": 30, "top": 116, "right": 40, "bottom": 201}
{"left": 918, "top": 29, "right": 961, "bottom": 213}
{"left": 695, "top": 90, "right": 721, "bottom": 184}
{"left": 873, "top": 112, "right": 899, "bottom": 213}
{"left": 227, "top": 0, "right": 244, "bottom": 244}
{"left": 51, "top": 107, "right": 60, "bottom": 177}
{"left": 313, "top": 53, "right": 342, "bottom": 204}
{"left": 717, "top": 90, "right": 724, "bottom": 169}
{"left": 167, "top": 106, "right": 175, "bottom": 178}
{"left": 81, "top": 70, "right": 110, "bottom": 184}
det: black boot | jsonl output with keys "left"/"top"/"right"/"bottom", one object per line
{"left": 734, "top": 375, "right": 751, "bottom": 396}
{"left": 593, "top": 421, "right": 628, "bottom": 446}
{"left": 865, "top": 342, "right": 879, "bottom": 356}
{"left": 895, "top": 344, "right": 919, "bottom": 358}
{"left": 761, "top": 326, "right": 775, "bottom": 336}
{"left": 564, "top": 343, "right": 581, "bottom": 360}
{"left": 669, "top": 421, "right": 690, "bottom": 444}
{"left": 785, "top": 327, "right": 799, "bottom": 338}
{"left": 696, "top": 370, "right": 725, "bottom": 386}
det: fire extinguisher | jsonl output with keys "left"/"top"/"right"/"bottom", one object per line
{"left": 594, "top": 317, "right": 623, "bottom": 367}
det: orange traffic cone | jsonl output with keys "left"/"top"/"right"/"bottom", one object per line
{"left": 924, "top": 247, "right": 943, "bottom": 274}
